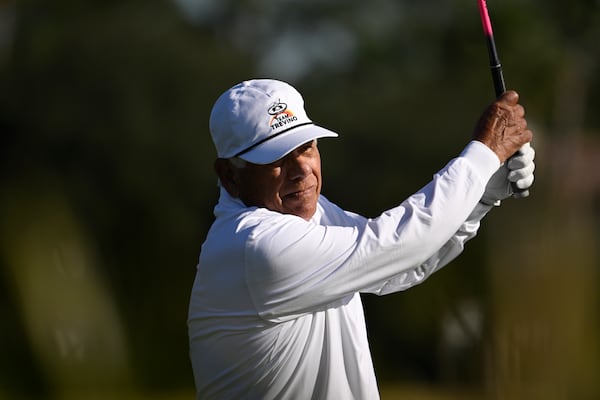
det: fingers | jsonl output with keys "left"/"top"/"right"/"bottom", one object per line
{"left": 472, "top": 89, "right": 534, "bottom": 163}
{"left": 507, "top": 141, "right": 535, "bottom": 189}
{"left": 514, "top": 104, "right": 525, "bottom": 119}
{"left": 507, "top": 160, "right": 535, "bottom": 182}
{"left": 498, "top": 96, "right": 525, "bottom": 128}
{"left": 506, "top": 142, "right": 535, "bottom": 169}
{"left": 513, "top": 170, "right": 535, "bottom": 189}
{"left": 520, "top": 129, "right": 533, "bottom": 146}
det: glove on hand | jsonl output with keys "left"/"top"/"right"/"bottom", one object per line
{"left": 481, "top": 142, "right": 535, "bottom": 206}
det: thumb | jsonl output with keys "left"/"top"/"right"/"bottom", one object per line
{"left": 498, "top": 90, "right": 519, "bottom": 105}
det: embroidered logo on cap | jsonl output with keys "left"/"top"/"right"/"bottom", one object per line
{"left": 268, "top": 100, "right": 298, "bottom": 131}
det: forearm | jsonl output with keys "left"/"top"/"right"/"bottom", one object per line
{"left": 367, "top": 200, "right": 494, "bottom": 296}
{"left": 357, "top": 143, "right": 498, "bottom": 296}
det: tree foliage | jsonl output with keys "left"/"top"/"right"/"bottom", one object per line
{"left": 1, "top": 0, "right": 599, "bottom": 397}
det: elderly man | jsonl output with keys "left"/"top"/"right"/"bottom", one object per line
{"left": 188, "top": 79, "right": 535, "bottom": 399}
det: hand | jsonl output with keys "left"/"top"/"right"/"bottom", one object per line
{"left": 481, "top": 142, "right": 536, "bottom": 206}
{"left": 473, "top": 91, "right": 533, "bottom": 163}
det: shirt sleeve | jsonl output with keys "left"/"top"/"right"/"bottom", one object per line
{"left": 245, "top": 141, "right": 500, "bottom": 322}
{"left": 364, "top": 201, "right": 494, "bottom": 295}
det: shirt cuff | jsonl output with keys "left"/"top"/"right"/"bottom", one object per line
{"left": 460, "top": 140, "right": 501, "bottom": 183}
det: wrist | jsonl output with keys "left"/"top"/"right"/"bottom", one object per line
{"left": 479, "top": 197, "right": 501, "bottom": 207}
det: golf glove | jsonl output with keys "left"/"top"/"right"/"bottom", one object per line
{"left": 481, "top": 142, "right": 535, "bottom": 206}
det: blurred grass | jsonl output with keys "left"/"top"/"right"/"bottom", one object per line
{"left": 379, "top": 384, "right": 481, "bottom": 400}
{"left": 2, "top": 386, "right": 483, "bottom": 400}
{"left": 0, "top": 181, "right": 135, "bottom": 398}
{"left": 0, "top": 386, "right": 480, "bottom": 400}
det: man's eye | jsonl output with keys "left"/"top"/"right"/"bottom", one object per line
{"left": 301, "top": 143, "right": 315, "bottom": 153}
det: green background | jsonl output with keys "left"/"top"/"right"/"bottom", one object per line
{"left": 1, "top": 0, "right": 599, "bottom": 399}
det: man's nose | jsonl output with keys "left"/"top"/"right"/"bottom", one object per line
{"left": 286, "top": 154, "right": 311, "bottom": 181}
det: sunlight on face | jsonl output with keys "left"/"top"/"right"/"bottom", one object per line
{"left": 235, "top": 141, "right": 322, "bottom": 220}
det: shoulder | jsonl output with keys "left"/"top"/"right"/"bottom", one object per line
{"left": 317, "top": 194, "right": 366, "bottom": 227}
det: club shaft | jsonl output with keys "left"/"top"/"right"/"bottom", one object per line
{"left": 484, "top": 35, "right": 506, "bottom": 98}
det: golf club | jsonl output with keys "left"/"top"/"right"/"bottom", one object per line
{"left": 477, "top": 0, "right": 529, "bottom": 198}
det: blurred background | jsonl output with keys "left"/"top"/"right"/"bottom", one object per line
{"left": 1, "top": 0, "right": 599, "bottom": 399}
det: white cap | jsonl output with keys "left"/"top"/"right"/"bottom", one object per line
{"left": 209, "top": 79, "right": 338, "bottom": 164}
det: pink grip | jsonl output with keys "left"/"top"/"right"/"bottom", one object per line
{"left": 478, "top": 0, "right": 494, "bottom": 36}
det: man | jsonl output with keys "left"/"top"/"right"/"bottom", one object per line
{"left": 188, "top": 79, "right": 535, "bottom": 399}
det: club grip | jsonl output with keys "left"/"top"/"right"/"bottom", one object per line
{"left": 491, "top": 66, "right": 529, "bottom": 198}
{"left": 491, "top": 64, "right": 506, "bottom": 99}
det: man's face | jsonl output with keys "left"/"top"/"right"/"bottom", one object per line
{"left": 233, "top": 140, "right": 322, "bottom": 221}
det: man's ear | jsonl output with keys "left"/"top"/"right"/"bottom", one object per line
{"left": 214, "top": 158, "right": 240, "bottom": 198}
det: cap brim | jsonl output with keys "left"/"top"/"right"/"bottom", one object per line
{"left": 239, "top": 124, "right": 338, "bottom": 165}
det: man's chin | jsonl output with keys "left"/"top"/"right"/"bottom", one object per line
{"left": 283, "top": 201, "right": 317, "bottom": 221}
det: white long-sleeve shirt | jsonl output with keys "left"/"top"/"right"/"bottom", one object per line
{"left": 188, "top": 141, "right": 500, "bottom": 399}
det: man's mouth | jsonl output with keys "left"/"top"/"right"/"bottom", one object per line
{"left": 284, "top": 186, "right": 315, "bottom": 200}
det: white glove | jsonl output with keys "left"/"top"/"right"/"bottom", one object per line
{"left": 481, "top": 142, "right": 535, "bottom": 206}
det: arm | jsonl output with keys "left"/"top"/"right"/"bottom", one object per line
{"left": 245, "top": 142, "right": 499, "bottom": 322}
{"left": 365, "top": 200, "right": 493, "bottom": 296}
{"left": 246, "top": 91, "right": 533, "bottom": 322}
{"left": 366, "top": 91, "right": 536, "bottom": 295}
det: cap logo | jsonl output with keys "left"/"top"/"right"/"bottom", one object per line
{"left": 267, "top": 101, "right": 287, "bottom": 115}
{"left": 268, "top": 99, "right": 298, "bottom": 131}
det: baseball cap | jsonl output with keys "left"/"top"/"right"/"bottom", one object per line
{"left": 209, "top": 79, "right": 338, "bottom": 164}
